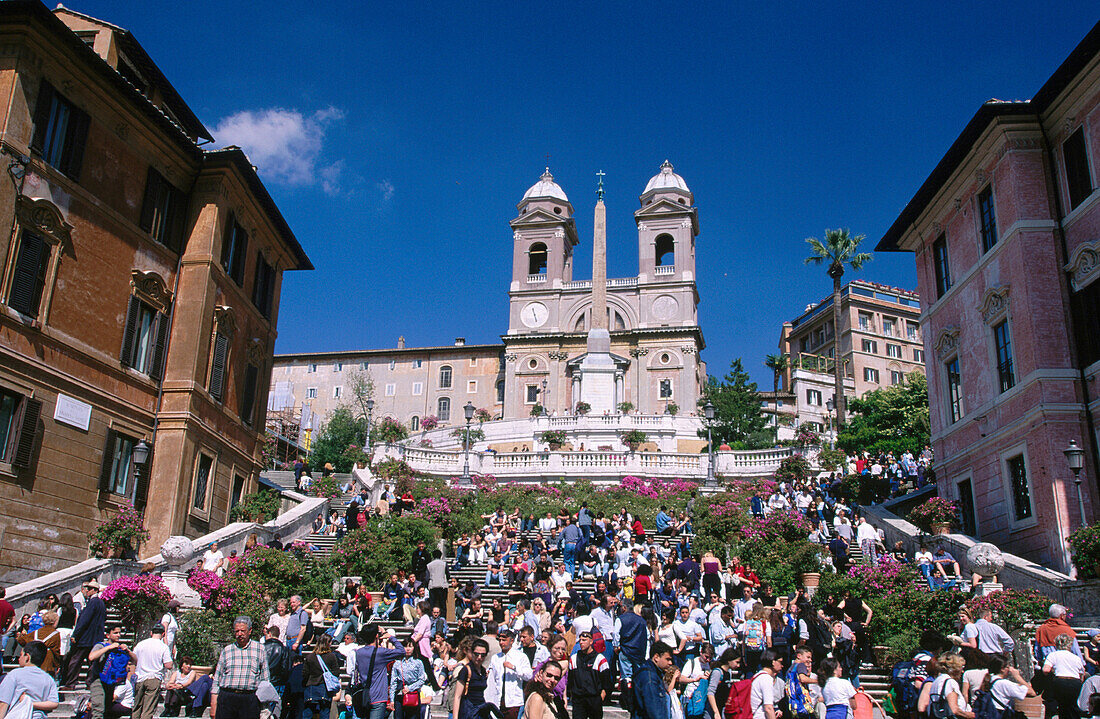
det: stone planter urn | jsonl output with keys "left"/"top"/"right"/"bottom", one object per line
{"left": 159, "top": 536, "right": 203, "bottom": 608}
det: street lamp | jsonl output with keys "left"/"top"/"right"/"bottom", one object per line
{"left": 826, "top": 398, "right": 835, "bottom": 441}
{"left": 540, "top": 379, "right": 549, "bottom": 416}
{"left": 130, "top": 440, "right": 151, "bottom": 505}
{"left": 365, "top": 398, "right": 375, "bottom": 451}
{"left": 704, "top": 401, "right": 716, "bottom": 487}
{"left": 462, "top": 401, "right": 476, "bottom": 484}
{"left": 1064, "top": 439, "right": 1087, "bottom": 526}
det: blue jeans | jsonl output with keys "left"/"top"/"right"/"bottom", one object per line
{"left": 563, "top": 543, "right": 577, "bottom": 575}
{"left": 368, "top": 701, "right": 388, "bottom": 719}
{"left": 580, "top": 525, "right": 591, "bottom": 544}
{"left": 485, "top": 571, "right": 503, "bottom": 586}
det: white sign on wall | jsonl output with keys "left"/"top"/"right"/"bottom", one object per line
{"left": 54, "top": 393, "right": 92, "bottom": 431}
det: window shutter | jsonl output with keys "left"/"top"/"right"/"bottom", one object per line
{"left": 99, "top": 429, "right": 117, "bottom": 491}
{"left": 11, "top": 398, "right": 41, "bottom": 468}
{"left": 149, "top": 311, "right": 170, "bottom": 381}
{"left": 138, "top": 167, "right": 160, "bottom": 234}
{"left": 251, "top": 253, "right": 264, "bottom": 308}
{"left": 120, "top": 296, "right": 140, "bottom": 367}
{"left": 166, "top": 187, "right": 188, "bottom": 254}
{"left": 239, "top": 364, "right": 258, "bottom": 426}
{"left": 220, "top": 214, "right": 235, "bottom": 271}
{"left": 7, "top": 232, "right": 46, "bottom": 317}
{"left": 209, "top": 333, "right": 230, "bottom": 401}
{"left": 232, "top": 229, "right": 248, "bottom": 284}
{"left": 59, "top": 106, "right": 90, "bottom": 181}
{"left": 29, "top": 81, "right": 55, "bottom": 156}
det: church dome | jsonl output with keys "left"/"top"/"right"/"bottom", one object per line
{"left": 644, "top": 160, "right": 691, "bottom": 195}
{"left": 522, "top": 168, "right": 569, "bottom": 203}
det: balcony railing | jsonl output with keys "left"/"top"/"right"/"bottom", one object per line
{"left": 655, "top": 265, "right": 675, "bottom": 276}
{"left": 527, "top": 274, "right": 547, "bottom": 284}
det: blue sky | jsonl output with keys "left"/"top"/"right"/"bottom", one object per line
{"left": 88, "top": 1, "right": 1099, "bottom": 387}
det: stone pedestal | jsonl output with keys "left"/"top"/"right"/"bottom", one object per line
{"left": 579, "top": 329, "right": 617, "bottom": 415}
{"left": 162, "top": 570, "right": 202, "bottom": 608}
{"left": 974, "top": 581, "right": 1003, "bottom": 597}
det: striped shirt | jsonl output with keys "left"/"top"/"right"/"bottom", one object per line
{"left": 212, "top": 640, "right": 270, "bottom": 694}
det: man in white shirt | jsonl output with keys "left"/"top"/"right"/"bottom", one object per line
{"left": 855, "top": 517, "right": 879, "bottom": 565}
{"left": 733, "top": 586, "right": 757, "bottom": 625}
{"left": 202, "top": 542, "right": 226, "bottom": 576}
{"left": 550, "top": 563, "right": 572, "bottom": 593}
{"left": 132, "top": 625, "right": 173, "bottom": 719}
{"left": 485, "top": 629, "right": 532, "bottom": 719}
{"left": 767, "top": 492, "right": 790, "bottom": 512}
{"left": 750, "top": 650, "right": 784, "bottom": 719}
{"left": 672, "top": 605, "right": 705, "bottom": 665}
{"left": 336, "top": 632, "right": 361, "bottom": 675}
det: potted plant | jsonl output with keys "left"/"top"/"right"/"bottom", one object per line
{"left": 372, "top": 417, "right": 409, "bottom": 445}
{"left": 539, "top": 430, "right": 568, "bottom": 450}
{"left": 666, "top": 402, "right": 679, "bottom": 416}
{"left": 621, "top": 429, "right": 648, "bottom": 452}
{"left": 907, "top": 497, "right": 960, "bottom": 534}
{"left": 617, "top": 401, "right": 635, "bottom": 415}
{"left": 101, "top": 573, "right": 172, "bottom": 633}
{"left": 88, "top": 503, "right": 150, "bottom": 559}
{"left": 474, "top": 408, "right": 493, "bottom": 423}
{"left": 228, "top": 490, "right": 281, "bottom": 523}
{"left": 530, "top": 403, "right": 545, "bottom": 417}
{"left": 575, "top": 401, "right": 591, "bottom": 416}
{"left": 420, "top": 415, "right": 439, "bottom": 432}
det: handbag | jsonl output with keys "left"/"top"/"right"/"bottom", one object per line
{"left": 318, "top": 654, "right": 341, "bottom": 694}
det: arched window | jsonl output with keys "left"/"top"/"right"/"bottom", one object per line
{"left": 410, "top": 415, "right": 420, "bottom": 431}
{"left": 439, "top": 365, "right": 452, "bottom": 389}
{"left": 613, "top": 310, "right": 626, "bottom": 330}
{"left": 574, "top": 314, "right": 586, "bottom": 332}
{"left": 438, "top": 397, "right": 451, "bottom": 421}
{"left": 528, "top": 243, "right": 548, "bottom": 275}
{"left": 496, "top": 380, "right": 505, "bottom": 403}
{"left": 655, "top": 235, "right": 674, "bottom": 266}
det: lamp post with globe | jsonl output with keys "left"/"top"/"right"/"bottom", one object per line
{"left": 704, "top": 401, "right": 716, "bottom": 487}
{"left": 1064, "top": 439, "right": 1087, "bottom": 526}
{"left": 461, "top": 401, "right": 476, "bottom": 485}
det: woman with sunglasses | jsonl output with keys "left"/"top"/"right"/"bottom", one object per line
{"left": 452, "top": 639, "right": 497, "bottom": 719}
{"left": 524, "top": 663, "right": 567, "bottom": 719}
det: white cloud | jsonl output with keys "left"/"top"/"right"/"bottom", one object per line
{"left": 212, "top": 107, "right": 346, "bottom": 194}
{"left": 376, "top": 179, "right": 395, "bottom": 203}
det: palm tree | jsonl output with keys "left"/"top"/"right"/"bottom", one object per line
{"left": 764, "top": 353, "right": 789, "bottom": 438}
{"left": 804, "top": 228, "right": 872, "bottom": 427}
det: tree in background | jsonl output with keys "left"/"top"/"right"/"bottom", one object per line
{"left": 804, "top": 228, "right": 872, "bottom": 427}
{"left": 698, "top": 359, "right": 769, "bottom": 448}
{"left": 347, "top": 370, "right": 375, "bottom": 447}
{"left": 763, "top": 353, "right": 789, "bottom": 438}
{"left": 836, "top": 372, "right": 929, "bottom": 456}
{"left": 308, "top": 406, "right": 366, "bottom": 473}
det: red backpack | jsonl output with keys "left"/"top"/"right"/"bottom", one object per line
{"left": 724, "top": 672, "right": 765, "bottom": 719}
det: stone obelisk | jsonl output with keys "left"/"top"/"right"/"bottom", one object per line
{"left": 578, "top": 172, "right": 617, "bottom": 414}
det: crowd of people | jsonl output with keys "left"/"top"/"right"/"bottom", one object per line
{"left": 1, "top": 461, "right": 1100, "bottom": 719}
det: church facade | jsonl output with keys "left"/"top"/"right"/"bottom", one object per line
{"left": 271, "top": 162, "right": 707, "bottom": 430}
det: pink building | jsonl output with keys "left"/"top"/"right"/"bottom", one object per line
{"left": 878, "top": 21, "right": 1100, "bottom": 572}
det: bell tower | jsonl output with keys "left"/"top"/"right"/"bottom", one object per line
{"left": 635, "top": 160, "right": 697, "bottom": 283}
{"left": 510, "top": 168, "right": 578, "bottom": 292}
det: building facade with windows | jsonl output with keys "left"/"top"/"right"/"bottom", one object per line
{"left": 877, "top": 20, "right": 1100, "bottom": 570}
{"left": 777, "top": 280, "right": 925, "bottom": 433}
{"left": 0, "top": 2, "right": 310, "bottom": 582}
{"left": 271, "top": 162, "right": 707, "bottom": 434}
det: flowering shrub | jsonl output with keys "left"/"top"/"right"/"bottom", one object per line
{"left": 1068, "top": 522, "right": 1100, "bottom": 579}
{"left": 186, "top": 569, "right": 230, "bottom": 612}
{"left": 373, "top": 458, "right": 422, "bottom": 495}
{"left": 308, "top": 475, "right": 343, "bottom": 499}
{"left": 907, "top": 497, "right": 959, "bottom": 532}
{"left": 621, "top": 429, "right": 648, "bottom": 449}
{"left": 575, "top": 401, "right": 591, "bottom": 415}
{"left": 329, "top": 516, "right": 440, "bottom": 587}
{"left": 373, "top": 417, "right": 409, "bottom": 444}
{"left": 88, "top": 503, "right": 150, "bottom": 557}
{"left": 774, "top": 453, "right": 812, "bottom": 484}
{"left": 420, "top": 415, "right": 439, "bottom": 431}
{"left": 741, "top": 509, "right": 815, "bottom": 543}
{"left": 613, "top": 476, "right": 698, "bottom": 500}
{"left": 175, "top": 609, "right": 231, "bottom": 666}
{"left": 794, "top": 427, "right": 821, "bottom": 447}
{"left": 102, "top": 573, "right": 172, "bottom": 625}
{"left": 474, "top": 408, "right": 493, "bottom": 423}
{"left": 341, "top": 443, "right": 371, "bottom": 467}
{"left": 965, "top": 588, "right": 1051, "bottom": 632}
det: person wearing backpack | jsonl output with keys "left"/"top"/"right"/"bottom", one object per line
{"left": 917, "top": 654, "right": 975, "bottom": 719}
{"left": 748, "top": 650, "right": 784, "bottom": 719}
{"left": 741, "top": 606, "right": 769, "bottom": 674}
{"left": 16, "top": 612, "right": 61, "bottom": 677}
{"left": 971, "top": 656, "right": 1033, "bottom": 719}
{"left": 87, "top": 624, "right": 135, "bottom": 719}
{"left": 704, "top": 648, "right": 740, "bottom": 719}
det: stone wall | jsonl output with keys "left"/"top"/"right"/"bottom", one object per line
{"left": 862, "top": 505, "right": 1100, "bottom": 617}
{"left": 3, "top": 492, "right": 328, "bottom": 617}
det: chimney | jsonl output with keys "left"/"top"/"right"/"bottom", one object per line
{"left": 455, "top": 337, "right": 465, "bottom": 346}
{"left": 397, "top": 336, "right": 405, "bottom": 349}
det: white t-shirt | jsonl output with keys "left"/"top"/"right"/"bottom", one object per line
{"left": 1043, "top": 649, "right": 1085, "bottom": 678}
{"left": 823, "top": 676, "right": 856, "bottom": 707}
{"left": 161, "top": 613, "right": 178, "bottom": 649}
{"left": 914, "top": 551, "right": 933, "bottom": 566}
{"left": 989, "top": 677, "right": 1028, "bottom": 711}
{"left": 930, "top": 675, "right": 963, "bottom": 711}
{"left": 203, "top": 549, "right": 225, "bottom": 575}
{"left": 961, "top": 669, "right": 987, "bottom": 702}
{"left": 750, "top": 671, "right": 775, "bottom": 719}
{"left": 133, "top": 636, "right": 172, "bottom": 681}
{"left": 673, "top": 619, "right": 704, "bottom": 651}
